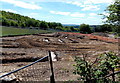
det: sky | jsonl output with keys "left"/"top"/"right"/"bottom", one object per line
{"left": 0, "top": 0, "right": 114, "bottom": 25}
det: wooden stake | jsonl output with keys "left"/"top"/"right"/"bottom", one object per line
{"left": 49, "top": 51, "right": 55, "bottom": 83}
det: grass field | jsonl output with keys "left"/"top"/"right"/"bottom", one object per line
{"left": 1, "top": 26, "right": 56, "bottom": 36}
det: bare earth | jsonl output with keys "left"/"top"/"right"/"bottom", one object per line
{"left": 0, "top": 33, "right": 119, "bottom": 81}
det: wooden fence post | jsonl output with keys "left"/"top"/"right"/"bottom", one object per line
{"left": 49, "top": 51, "right": 55, "bottom": 83}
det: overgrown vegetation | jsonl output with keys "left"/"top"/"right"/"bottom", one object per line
{"left": 73, "top": 52, "right": 120, "bottom": 82}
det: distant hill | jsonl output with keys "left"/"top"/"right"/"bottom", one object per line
{"left": 63, "top": 24, "right": 101, "bottom": 28}
{"left": 62, "top": 24, "right": 79, "bottom": 28}
{"left": 62, "top": 24, "right": 79, "bottom": 26}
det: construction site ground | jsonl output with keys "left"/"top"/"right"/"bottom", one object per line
{"left": 0, "top": 32, "right": 119, "bottom": 81}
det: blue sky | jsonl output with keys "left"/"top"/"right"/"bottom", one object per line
{"left": 0, "top": 0, "right": 113, "bottom": 25}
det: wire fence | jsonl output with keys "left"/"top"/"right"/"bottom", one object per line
{"left": 15, "top": 60, "right": 50, "bottom": 81}
{"left": 0, "top": 54, "right": 53, "bottom": 82}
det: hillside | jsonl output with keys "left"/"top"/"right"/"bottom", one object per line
{"left": 0, "top": 11, "right": 63, "bottom": 30}
{"left": 0, "top": 11, "right": 80, "bottom": 33}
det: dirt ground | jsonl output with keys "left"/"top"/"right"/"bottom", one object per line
{"left": 0, "top": 32, "right": 119, "bottom": 81}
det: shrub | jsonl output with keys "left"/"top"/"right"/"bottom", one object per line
{"left": 79, "top": 24, "right": 92, "bottom": 34}
{"left": 73, "top": 52, "right": 120, "bottom": 82}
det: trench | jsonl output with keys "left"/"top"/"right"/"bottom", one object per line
{"left": 1, "top": 57, "right": 49, "bottom": 63}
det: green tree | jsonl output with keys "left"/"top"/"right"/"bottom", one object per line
{"left": 34, "top": 21, "right": 40, "bottom": 27}
{"left": 10, "top": 20, "right": 18, "bottom": 27}
{"left": 56, "top": 26, "right": 63, "bottom": 30}
{"left": 25, "top": 19, "right": 33, "bottom": 27}
{"left": 20, "top": 23, "right": 26, "bottom": 28}
{"left": 40, "top": 21, "right": 49, "bottom": 30}
{"left": 100, "top": 24, "right": 112, "bottom": 32}
{"left": 70, "top": 26, "right": 75, "bottom": 31}
{"left": 104, "top": 0, "right": 120, "bottom": 35}
{"left": 1, "top": 17, "right": 7, "bottom": 26}
{"left": 79, "top": 24, "right": 92, "bottom": 34}
{"left": 6, "top": 20, "right": 11, "bottom": 26}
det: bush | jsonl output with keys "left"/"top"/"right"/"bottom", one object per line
{"left": 73, "top": 52, "right": 120, "bottom": 82}
{"left": 79, "top": 24, "right": 92, "bottom": 34}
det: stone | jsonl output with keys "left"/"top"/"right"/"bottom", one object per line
{"left": 51, "top": 51, "right": 58, "bottom": 61}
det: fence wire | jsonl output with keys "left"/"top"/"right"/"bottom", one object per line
{"left": 15, "top": 61, "right": 50, "bottom": 81}
{"left": 0, "top": 56, "right": 51, "bottom": 81}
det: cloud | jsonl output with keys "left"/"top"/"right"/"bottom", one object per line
{"left": 30, "top": 13, "right": 39, "bottom": 15}
{"left": 2, "top": 9, "right": 18, "bottom": 13}
{"left": 0, "top": 0, "right": 42, "bottom": 10}
{"left": 65, "top": 0, "right": 114, "bottom": 11}
{"left": 18, "top": 0, "right": 113, "bottom": 3}
{"left": 84, "top": 0, "right": 113, "bottom": 4}
{"left": 66, "top": 1, "right": 100, "bottom": 11}
{"left": 50, "top": 11, "right": 70, "bottom": 16}
{"left": 89, "top": 13, "right": 97, "bottom": 16}
{"left": 82, "top": 5, "right": 100, "bottom": 11}
{"left": 66, "top": 1, "right": 83, "bottom": 7}
{"left": 50, "top": 11, "right": 85, "bottom": 17}
{"left": 70, "top": 12, "right": 85, "bottom": 17}
{"left": 28, "top": 13, "right": 39, "bottom": 18}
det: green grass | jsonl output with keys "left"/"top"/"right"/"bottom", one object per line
{"left": 1, "top": 26, "right": 56, "bottom": 36}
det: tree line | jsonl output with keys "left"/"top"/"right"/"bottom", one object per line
{"left": 79, "top": 0, "right": 120, "bottom": 35}
{"left": 73, "top": 0, "right": 120, "bottom": 35}
{"left": 79, "top": 24, "right": 113, "bottom": 34}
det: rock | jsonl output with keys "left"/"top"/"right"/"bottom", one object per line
{"left": 43, "top": 38, "right": 50, "bottom": 43}
{"left": 51, "top": 51, "right": 58, "bottom": 61}
{"left": 58, "top": 39, "right": 65, "bottom": 43}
